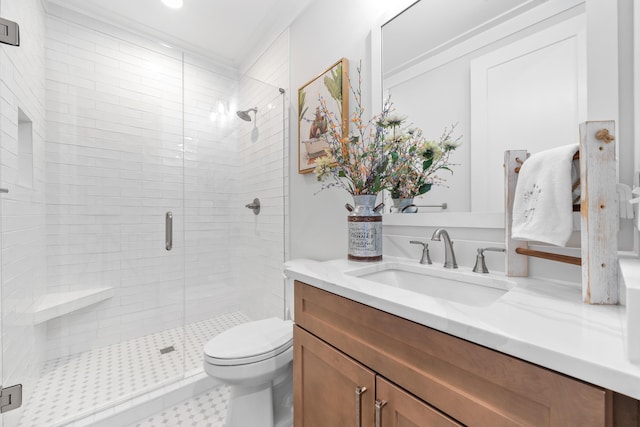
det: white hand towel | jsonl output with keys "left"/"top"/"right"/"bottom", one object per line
{"left": 511, "top": 143, "right": 579, "bottom": 247}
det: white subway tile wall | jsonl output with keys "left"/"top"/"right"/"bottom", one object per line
{"left": 0, "top": 3, "right": 289, "bottom": 424}
{"left": 45, "top": 15, "right": 190, "bottom": 359}
{"left": 0, "top": 0, "right": 48, "bottom": 426}
{"left": 43, "top": 0, "right": 290, "bottom": 372}
{"left": 183, "top": 58, "right": 241, "bottom": 326}
{"left": 232, "top": 30, "right": 290, "bottom": 320}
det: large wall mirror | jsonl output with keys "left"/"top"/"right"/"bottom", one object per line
{"left": 380, "top": 0, "right": 619, "bottom": 225}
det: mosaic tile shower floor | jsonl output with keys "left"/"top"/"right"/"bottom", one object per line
{"left": 17, "top": 312, "right": 249, "bottom": 427}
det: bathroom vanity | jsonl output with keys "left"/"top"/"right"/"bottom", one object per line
{"left": 286, "top": 258, "right": 640, "bottom": 426}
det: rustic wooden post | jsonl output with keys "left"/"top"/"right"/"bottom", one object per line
{"left": 579, "top": 120, "right": 618, "bottom": 304}
{"left": 505, "top": 150, "right": 529, "bottom": 277}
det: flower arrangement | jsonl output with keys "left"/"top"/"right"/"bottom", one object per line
{"left": 313, "top": 64, "right": 461, "bottom": 199}
{"left": 384, "top": 120, "right": 461, "bottom": 199}
{"left": 314, "top": 64, "right": 390, "bottom": 196}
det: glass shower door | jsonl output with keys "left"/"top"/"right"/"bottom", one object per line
{"left": 0, "top": 0, "right": 5, "bottom": 425}
{"left": 0, "top": 0, "right": 41, "bottom": 425}
{"left": 181, "top": 61, "right": 289, "bottom": 372}
{"left": 0, "top": 0, "right": 188, "bottom": 424}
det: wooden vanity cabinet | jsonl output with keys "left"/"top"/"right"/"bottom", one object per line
{"left": 294, "top": 326, "right": 461, "bottom": 427}
{"left": 293, "top": 280, "right": 635, "bottom": 427}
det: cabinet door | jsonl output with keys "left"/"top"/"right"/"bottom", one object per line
{"left": 294, "top": 326, "right": 375, "bottom": 427}
{"left": 376, "top": 377, "right": 463, "bottom": 427}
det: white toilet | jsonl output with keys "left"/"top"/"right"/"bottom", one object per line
{"left": 203, "top": 317, "right": 294, "bottom": 427}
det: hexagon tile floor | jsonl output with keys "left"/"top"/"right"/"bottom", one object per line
{"left": 16, "top": 312, "right": 248, "bottom": 427}
{"left": 129, "top": 385, "right": 230, "bottom": 427}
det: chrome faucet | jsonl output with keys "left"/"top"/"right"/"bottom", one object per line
{"left": 431, "top": 228, "right": 458, "bottom": 269}
{"left": 409, "top": 240, "right": 432, "bottom": 264}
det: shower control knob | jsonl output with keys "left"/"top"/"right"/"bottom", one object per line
{"left": 245, "top": 198, "right": 260, "bottom": 215}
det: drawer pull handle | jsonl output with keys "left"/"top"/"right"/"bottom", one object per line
{"left": 375, "top": 399, "right": 387, "bottom": 427}
{"left": 355, "top": 386, "right": 367, "bottom": 427}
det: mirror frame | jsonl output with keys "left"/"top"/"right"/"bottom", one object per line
{"left": 370, "top": 0, "right": 620, "bottom": 230}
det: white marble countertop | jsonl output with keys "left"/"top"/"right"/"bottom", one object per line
{"left": 285, "top": 256, "right": 640, "bottom": 400}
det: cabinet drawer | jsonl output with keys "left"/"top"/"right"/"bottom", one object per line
{"left": 295, "top": 281, "right": 610, "bottom": 427}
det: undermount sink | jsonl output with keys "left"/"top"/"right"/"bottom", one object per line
{"left": 346, "top": 262, "right": 515, "bottom": 307}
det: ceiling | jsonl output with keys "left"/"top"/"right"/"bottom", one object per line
{"left": 47, "top": 0, "right": 314, "bottom": 68}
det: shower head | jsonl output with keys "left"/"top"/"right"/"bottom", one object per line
{"left": 236, "top": 107, "right": 257, "bottom": 121}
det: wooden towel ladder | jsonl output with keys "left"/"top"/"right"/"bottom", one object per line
{"left": 504, "top": 121, "right": 618, "bottom": 304}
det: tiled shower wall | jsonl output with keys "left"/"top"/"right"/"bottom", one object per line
{"left": 0, "top": 0, "right": 48, "bottom": 425}
{"left": 233, "top": 31, "right": 290, "bottom": 321}
{"left": 183, "top": 58, "right": 242, "bottom": 325}
{"left": 0, "top": 0, "right": 288, "bottom": 383}
{"left": 44, "top": 12, "right": 242, "bottom": 359}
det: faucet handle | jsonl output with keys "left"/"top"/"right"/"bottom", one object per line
{"left": 409, "top": 240, "right": 432, "bottom": 265}
{"left": 472, "top": 247, "right": 506, "bottom": 273}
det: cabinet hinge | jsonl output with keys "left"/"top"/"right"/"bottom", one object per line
{"left": 0, "top": 384, "right": 22, "bottom": 413}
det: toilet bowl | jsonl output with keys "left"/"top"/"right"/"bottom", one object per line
{"left": 204, "top": 317, "right": 293, "bottom": 427}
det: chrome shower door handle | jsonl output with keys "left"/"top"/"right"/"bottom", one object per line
{"left": 165, "top": 211, "right": 173, "bottom": 251}
{"left": 355, "top": 386, "right": 367, "bottom": 427}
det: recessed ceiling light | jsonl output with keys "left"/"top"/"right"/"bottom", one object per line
{"left": 161, "top": 0, "right": 183, "bottom": 9}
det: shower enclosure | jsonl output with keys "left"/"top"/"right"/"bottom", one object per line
{"left": 0, "top": 0, "right": 289, "bottom": 425}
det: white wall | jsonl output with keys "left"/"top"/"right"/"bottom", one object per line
{"left": 0, "top": 0, "right": 48, "bottom": 424}
{"left": 288, "top": 0, "right": 637, "bottom": 269}
{"left": 289, "top": 0, "right": 408, "bottom": 261}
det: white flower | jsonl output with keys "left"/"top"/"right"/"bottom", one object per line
{"left": 378, "top": 114, "right": 406, "bottom": 128}
{"left": 443, "top": 138, "right": 462, "bottom": 152}
{"left": 421, "top": 140, "right": 443, "bottom": 160}
{"left": 314, "top": 154, "right": 336, "bottom": 181}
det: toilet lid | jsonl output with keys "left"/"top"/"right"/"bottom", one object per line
{"left": 204, "top": 318, "right": 293, "bottom": 365}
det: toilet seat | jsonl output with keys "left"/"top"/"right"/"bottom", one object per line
{"left": 204, "top": 318, "right": 293, "bottom": 366}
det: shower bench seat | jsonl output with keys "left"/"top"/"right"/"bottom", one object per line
{"left": 33, "top": 287, "right": 114, "bottom": 324}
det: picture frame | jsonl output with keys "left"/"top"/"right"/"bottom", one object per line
{"left": 298, "top": 58, "right": 349, "bottom": 174}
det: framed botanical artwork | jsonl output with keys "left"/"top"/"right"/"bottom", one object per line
{"left": 298, "top": 58, "right": 349, "bottom": 174}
